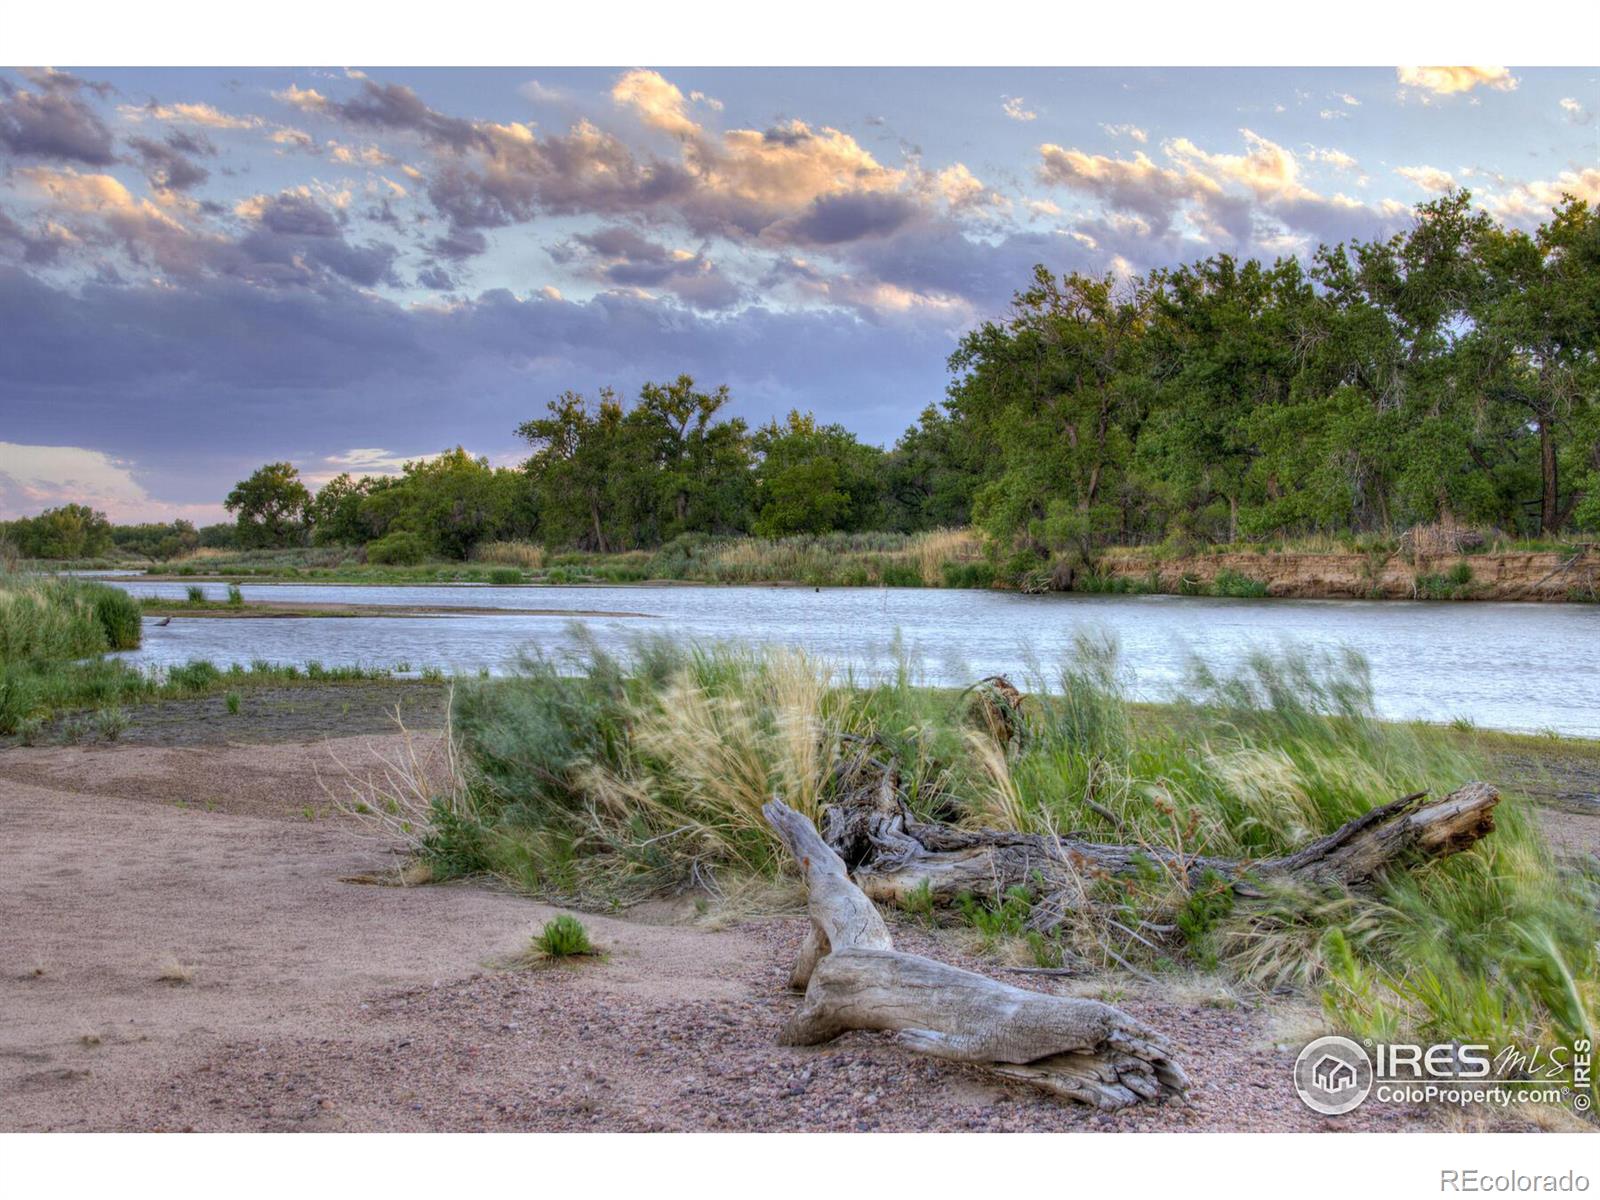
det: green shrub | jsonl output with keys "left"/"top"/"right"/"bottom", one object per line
{"left": 227, "top": 583, "right": 244, "bottom": 607}
{"left": 225, "top": 691, "right": 241, "bottom": 715}
{"left": 420, "top": 799, "right": 490, "bottom": 878}
{"left": 1416, "top": 562, "right": 1476, "bottom": 600}
{"left": 95, "top": 705, "right": 129, "bottom": 741}
{"left": 1211, "top": 569, "right": 1268, "bottom": 599}
{"left": 166, "top": 660, "right": 223, "bottom": 690}
{"left": 487, "top": 567, "right": 522, "bottom": 586}
{"left": 533, "top": 914, "right": 595, "bottom": 959}
{"left": 941, "top": 560, "right": 996, "bottom": 589}
{"left": 366, "top": 531, "right": 429, "bottom": 566}
{"left": 186, "top": 585, "right": 206, "bottom": 604}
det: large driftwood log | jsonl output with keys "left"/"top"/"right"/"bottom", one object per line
{"left": 763, "top": 798, "right": 1188, "bottom": 1109}
{"left": 822, "top": 745, "right": 1500, "bottom": 922}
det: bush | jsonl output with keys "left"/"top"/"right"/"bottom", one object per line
{"left": 95, "top": 705, "right": 129, "bottom": 741}
{"left": 366, "top": 531, "right": 429, "bottom": 565}
{"left": 487, "top": 567, "right": 523, "bottom": 586}
{"left": 941, "top": 560, "right": 996, "bottom": 589}
{"left": 186, "top": 585, "right": 206, "bottom": 604}
{"left": 533, "top": 914, "right": 595, "bottom": 959}
{"left": 1211, "top": 569, "right": 1268, "bottom": 599}
{"left": 1416, "top": 562, "right": 1476, "bottom": 600}
{"left": 72, "top": 581, "right": 141, "bottom": 651}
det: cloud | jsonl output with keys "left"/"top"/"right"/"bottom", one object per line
{"left": 1482, "top": 167, "right": 1600, "bottom": 225}
{"left": 0, "top": 441, "right": 222, "bottom": 523}
{"left": 0, "top": 204, "right": 75, "bottom": 265}
{"left": 1395, "top": 164, "right": 1457, "bottom": 193}
{"left": 612, "top": 68, "right": 699, "bottom": 137}
{"left": 1560, "top": 97, "right": 1592, "bottom": 125}
{"left": 1308, "top": 147, "right": 1359, "bottom": 172}
{"left": 0, "top": 68, "right": 115, "bottom": 165}
{"left": 560, "top": 224, "right": 744, "bottom": 309}
{"left": 119, "top": 100, "right": 263, "bottom": 131}
{"left": 1040, "top": 128, "right": 1407, "bottom": 253}
{"left": 1396, "top": 66, "right": 1518, "bottom": 96}
{"left": 1167, "top": 128, "right": 1308, "bottom": 201}
{"left": 274, "top": 79, "right": 485, "bottom": 151}
{"left": 1002, "top": 96, "right": 1037, "bottom": 122}
{"left": 1037, "top": 144, "right": 1219, "bottom": 235}
{"left": 127, "top": 131, "right": 214, "bottom": 193}
{"left": 1100, "top": 123, "right": 1148, "bottom": 143}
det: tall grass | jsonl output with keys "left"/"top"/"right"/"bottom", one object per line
{"left": 0, "top": 574, "right": 141, "bottom": 664}
{"left": 446, "top": 632, "right": 1598, "bottom": 1057}
{"left": 473, "top": 541, "right": 546, "bottom": 569}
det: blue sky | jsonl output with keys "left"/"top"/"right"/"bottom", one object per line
{"left": 2, "top": 64, "right": 1596, "bottom": 522}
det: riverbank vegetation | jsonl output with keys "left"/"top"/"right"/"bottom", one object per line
{"left": 7, "top": 193, "right": 1594, "bottom": 594}
{"left": 0, "top": 572, "right": 411, "bottom": 735}
{"left": 405, "top": 635, "right": 1598, "bottom": 1059}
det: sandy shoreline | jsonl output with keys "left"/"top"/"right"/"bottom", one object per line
{"left": 2, "top": 729, "right": 1589, "bottom": 1132}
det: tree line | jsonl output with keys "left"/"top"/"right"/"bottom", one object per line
{"left": 8, "top": 191, "right": 1595, "bottom": 568}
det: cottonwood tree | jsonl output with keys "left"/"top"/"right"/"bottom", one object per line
{"left": 225, "top": 462, "right": 310, "bottom": 549}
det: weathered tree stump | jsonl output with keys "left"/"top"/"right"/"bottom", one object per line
{"left": 763, "top": 798, "right": 1189, "bottom": 1109}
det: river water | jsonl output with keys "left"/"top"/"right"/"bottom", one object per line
{"left": 103, "top": 579, "right": 1600, "bottom": 736}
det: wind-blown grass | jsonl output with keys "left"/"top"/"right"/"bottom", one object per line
{"left": 443, "top": 631, "right": 1597, "bottom": 1059}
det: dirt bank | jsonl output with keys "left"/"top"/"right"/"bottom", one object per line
{"left": 2, "top": 721, "right": 1591, "bottom": 1132}
{"left": 1095, "top": 547, "right": 1599, "bottom": 602}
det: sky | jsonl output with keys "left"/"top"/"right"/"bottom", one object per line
{"left": 1, "top": 64, "right": 1597, "bottom": 524}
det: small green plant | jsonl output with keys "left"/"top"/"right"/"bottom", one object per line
{"left": 16, "top": 715, "right": 43, "bottom": 745}
{"left": 186, "top": 585, "right": 206, "bottom": 604}
{"left": 94, "top": 705, "right": 129, "bottom": 741}
{"left": 533, "top": 914, "right": 596, "bottom": 959}
{"left": 955, "top": 885, "right": 1034, "bottom": 945}
{"left": 487, "top": 567, "right": 522, "bottom": 586}
{"left": 225, "top": 691, "right": 241, "bottom": 714}
{"left": 900, "top": 878, "right": 938, "bottom": 927}
{"left": 1176, "top": 870, "right": 1238, "bottom": 969}
{"left": 59, "top": 713, "right": 90, "bottom": 744}
{"left": 226, "top": 583, "right": 243, "bottom": 607}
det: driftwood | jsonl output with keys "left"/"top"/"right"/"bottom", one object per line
{"left": 761, "top": 674, "right": 1505, "bottom": 1108}
{"left": 764, "top": 798, "right": 1188, "bottom": 1109}
{"left": 821, "top": 739, "right": 1500, "bottom": 924}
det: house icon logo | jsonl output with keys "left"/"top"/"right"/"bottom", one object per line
{"left": 1294, "top": 1036, "right": 1373, "bottom": 1115}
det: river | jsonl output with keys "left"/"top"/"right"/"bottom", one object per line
{"left": 103, "top": 579, "right": 1600, "bottom": 736}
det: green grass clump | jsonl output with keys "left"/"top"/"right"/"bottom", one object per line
{"left": 487, "top": 567, "right": 523, "bottom": 586}
{"left": 533, "top": 914, "right": 595, "bottom": 959}
{"left": 186, "top": 585, "right": 206, "bottom": 604}
{"left": 1416, "top": 562, "right": 1476, "bottom": 600}
{"left": 1211, "top": 569, "right": 1269, "bottom": 598}
{"left": 94, "top": 705, "right": 128, "bottom": 741}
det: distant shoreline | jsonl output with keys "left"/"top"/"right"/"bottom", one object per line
{"left": 97, "top": 545, "right": 1600, "bottom": 603}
